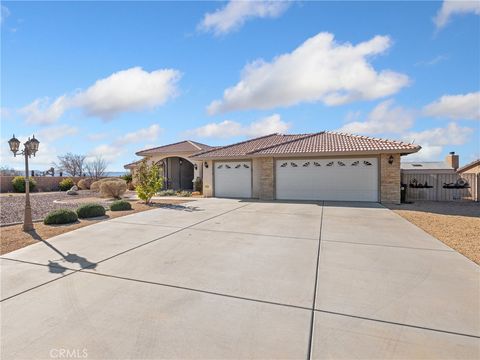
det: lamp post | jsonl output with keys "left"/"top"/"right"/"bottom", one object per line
{"left": 7, "top": 134, "right": 40, "bottom": 231}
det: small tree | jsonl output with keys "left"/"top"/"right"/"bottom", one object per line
{"left": 85, "top": 156, "right": 108, "bottom": 179}
{"left": 134, "top": 160, "right": 163, "bottom": 204}
{"left": 53, "top": 153, "right": 86, "bottom": 176}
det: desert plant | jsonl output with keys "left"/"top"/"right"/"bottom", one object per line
{"left": 177, "top": 190, "right": 192, "bottom": 197}
{"left": 77, "top": 178, "right": 94, "bottom": 190}
{"left": 44, "top": 209, "right": 78, "bottom": 225}
{"left": 90, "top": 177, "right": 122, "bottom": 192}
{"left": 121, "top": 173, "right": 135, "bottom": 190}
{"left": 157, "top": 189, "right": 176, "bottom": 196}
{"left": 194, "top": 177, "right": 203, "bottom": 193}
{"left": 85, "top": 156, "right": 108, "bottom": 179}
{"left": 134, "top": 160, "right": 164, "bottom": 204}
{"left": 59, "top": 178, "right": 75, "bottom": 191}
{"left": 99, "top": 180, "right": 127, "bottom": 199}
{"left": 12, "top": 176, "right": 37, "bottom": 193}
{"left": 110, "top": 200, "right": 132, "bottom": 211}
{"left": 76, "top": 203, "right": 106, "bottom": 218}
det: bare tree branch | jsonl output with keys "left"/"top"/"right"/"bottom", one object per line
{"left": 53, "top": 153, "right": 86, "bottom": 176}
{"left": 85, "top": 156, "right": 108, "bottom": 179}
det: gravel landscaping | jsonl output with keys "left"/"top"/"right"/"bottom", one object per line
{"left": 0, "top": 191, "right": 108, "bottom": 225}
{"left": 386, "top": 201, "right": 480, "bottom": 265}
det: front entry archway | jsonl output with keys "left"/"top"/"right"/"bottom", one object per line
{"left": 158, "top": 157, "right": 194, "bottom": 190}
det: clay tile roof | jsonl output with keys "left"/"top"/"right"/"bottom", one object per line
{"left": 191, "top": 132, "right": 420, "bottom": 159}
{"left": 136, "top": 140, "right": 213, "bottom": 156}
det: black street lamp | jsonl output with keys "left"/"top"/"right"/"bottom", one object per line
{"left": 7, "top": 134, "right": 40, "bottom": 231}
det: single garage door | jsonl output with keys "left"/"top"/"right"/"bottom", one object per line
{"left": 276, "top": 158, "right": 378, "bottom": 202}
{"left": 214, "top": 161, "right": 252, "bottom": 198}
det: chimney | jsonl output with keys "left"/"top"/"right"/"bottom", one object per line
{"left": 445, "top": 151, "right": 459, "bottom": 170}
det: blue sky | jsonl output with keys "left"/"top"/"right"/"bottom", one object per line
{"left": 1, "top": 0, "right": 479, "bottom": 171}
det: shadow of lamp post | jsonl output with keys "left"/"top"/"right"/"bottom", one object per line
{"left": 7, "top": 134, "right": 40, "bottom": 231}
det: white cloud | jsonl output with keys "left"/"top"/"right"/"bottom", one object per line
{"left": 1, "top": 5, "right": 10, "bottom": 24}
{"left": 402, "top": 122, "right": 474, "bottom": 161}
{"left": 338, "top": 99, "right": 414, "bottom": 135}
{"left": 114, "top": 124, "right": 162, "bottom": 145}
{"left": 20, "top": 67, "right": 181, "bottom": 125}
{"left": 199, "top": 0, "right": 290, "bottom": 35}
{"left": 37, "top": 125, "right": 78, "bottom": 142}
{"left": 88, "top": 144, "right": 123, "bottom": 162}
{"left": 403, "top": 122, "right": 473, "bottom": 146}
{"left": 434, "top": 0, "right": 480, "bottom": 29}
{"left": 207, "top": 32, "right": 409, "bottom": 114}
{"left": 423, "top": 92, "right": 480, "bottom": 120}
{"left": 86, "top": 132, "right": 109, "bottom": 141}
{"left": 185, "top": 114, "right": 289, "bottom": 139}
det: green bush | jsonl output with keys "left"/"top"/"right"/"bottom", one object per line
{"left": 110, "top": 200, "right": 132, "bottom": 211}
{"left": 12, "top": 176, "right": 37, "bottom": 193}
{"left": 76, "top": 203, "right": 106, "bottom": 218}
{"left": 59, "top": 178, "right": 75, "bottom": 191}
{"left": 134, "top": 160, "right": 164, "bottom": 204}
{"left": 44, "top": 209, "right": 78, "bottom": 225}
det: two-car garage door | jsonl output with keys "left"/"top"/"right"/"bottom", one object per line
{"left": 276, "top": 158, "right": 378, "bottom": 202}
{"left": 213, "top": 158, "right": 378, "bottom": 201}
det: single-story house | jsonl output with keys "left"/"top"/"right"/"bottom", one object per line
{"left": 457, "top": 159, "right": 480, "bottom": 175}
{"left": 126, "top": 131, "right": 420, "bottom": 204}
{"left": 401, "top": 152, "right": 459, "bottom": 174}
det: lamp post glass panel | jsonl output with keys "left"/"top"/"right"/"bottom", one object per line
{"left": 8, "top": 134, "right": 40, "bottom": 231}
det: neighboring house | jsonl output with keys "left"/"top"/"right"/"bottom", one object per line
{"left": 400, "top": 152, "right": 479, "bottom": 202}
{"left": 457, "top": 159, "right": 480, "bottom": 175}
{"left": 126, "top": 131, "right": 420, "bottom": 203}
{"left": 124, "top": 140, "right": 213, "bottom": 190}
{"left": 401, "top": 152, "right": 459, "bottom": 174}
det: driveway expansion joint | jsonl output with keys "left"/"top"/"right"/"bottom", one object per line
{"left": 321, "top": 238, "right": 456, "bottom": 252}
{"left": 307, "top": 201, "right": 324, "bottom": 360}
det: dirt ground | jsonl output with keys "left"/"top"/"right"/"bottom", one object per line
{"left": 386, "top": 201, "right": 480, "bottom": 265}
{"left": 0, "top": 199, "right": 189, "bottom": 255}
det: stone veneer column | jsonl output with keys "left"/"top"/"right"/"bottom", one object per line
{"left": 380, "top": 153, "right": 401, "bottom": 204}
{"left": 259, "top": 157, "right": 275, "bottom": 200}
{"left": 202, "top": 160, "right": 214, "bottom": 197}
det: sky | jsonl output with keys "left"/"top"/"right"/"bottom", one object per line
{"left": 1, "top": 0, "right": 479, "bottom": 172}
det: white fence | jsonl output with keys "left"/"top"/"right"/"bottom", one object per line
{"left": 401, "top": 173, "right": 479, "bottom": 202}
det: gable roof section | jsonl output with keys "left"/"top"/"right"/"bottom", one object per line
{"left": 457, "top": 159, "right": 480, "bottom": 173}
{"left": 136, "top": 140, "right": 213, "bottom": 156}
{"left": 191, "top": 132, "right": 420, "bottom": 159}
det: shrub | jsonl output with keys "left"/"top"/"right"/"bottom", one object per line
{"left": 110, "top": 200, "right": 132, "bottom": 211}
{"left": 157, "top": 189, "right": 176, "bottom": 196}
{"left": 100, "top": 180, "right": 127, "bottom": 199}
{"left": 59, "top": 178, "right": 75, "bottom": 191}
{"left": 194, "top": 177, "right": 203, "bottom": 193}
{"left": 76, "top": 203, "right": 106, "bottom": 218}
{"left": 44, "top": 209, "right": 78, "bottom": 225}
{"left": 12, "top": 176, "right": 37, "bottom": 193}
{"left": 90, "top": 177, "right": 122, "bottom": 192}
{"left": 77, "top": 178, "right": 94, "bottom": 190}
{"left": 134, "top": 160, "right": 164, "bottom": 204}
{"left": 121, "top": 173, "right": 134, "bottom": 190}
{"left": 177, "top": 190, "right": 192, "bottom": 197}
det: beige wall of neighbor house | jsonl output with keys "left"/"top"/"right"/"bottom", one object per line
{"left": 380, "top": 153, "right": 401, "bottom": 204}
{"left": 459, "top": 164, "right": 480, "bottom": 174}
{"left": 202, "top": 160, "right": 214, "bottom": 197}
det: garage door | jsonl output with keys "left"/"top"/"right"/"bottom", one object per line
{"left": 276, "top": 158, "right": 378, "bottom": 202}
{"left": 214, "top": 161, "right": 252, "bottom": 198}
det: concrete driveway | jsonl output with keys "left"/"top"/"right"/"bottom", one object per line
{"left": 1, "top": 198, "right": 479, "bottom": 359}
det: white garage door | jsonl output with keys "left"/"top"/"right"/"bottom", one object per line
{"left": 214, "top": 161, "right": 252, "bottom": 198}
{"left": 276, "top": 158, "right": 378, "bottom": 202}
